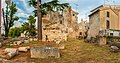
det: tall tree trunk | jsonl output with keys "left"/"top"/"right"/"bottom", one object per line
{"left": 2, "top": 8, "right": 9, "bottom": 38}
{"left": 0, "top": 0, "right": 1, "bottom": 37}
{"left": 5, "top": 4, "right": 9, "bottom": 38}
{"left": 37, "top": 0, "right": 42, "bottom": 41}
{"left": 5, "top": 29, "right": 9, "bottom": 37}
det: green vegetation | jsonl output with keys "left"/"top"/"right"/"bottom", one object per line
{"left": 2, "top": 1, "right": 19, "bottom": 37}
{"left": 21, "top": 15, "right": 36, "bottom": 37}
{"left": 8, "top": 27, "right": 21, "bottom": 38}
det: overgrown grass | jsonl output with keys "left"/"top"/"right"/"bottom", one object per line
{"left": 31, "top": 39, "right": 120, "bottom": 63}
{"left": 5, "top": 38, "right": 120, "bottom": 63}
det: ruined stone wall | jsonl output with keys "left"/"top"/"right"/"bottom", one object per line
{"left": 42, "top": 24, "right": 67, "bottom": 41}
{"left": 63, "top": 8, "right": 79, "bottom": 38}
{"left": 42, "top": 8, "right": 79, "bottom": 39}
{"left": 42, "top": 29, "right": 67, "bottom": 41}
{"left": 78, "top": 21, "right": 89, "bottom": 37}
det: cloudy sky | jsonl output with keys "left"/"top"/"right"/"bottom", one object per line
{"left": 2, "top": 0, "right": 120, "bottom": 26}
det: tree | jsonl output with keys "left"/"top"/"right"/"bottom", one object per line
{"left": 27, "top": 15, "right": 36, "bottom": 36}
{"left": 28, "top": 0, "right": 69, "bottom": 41}
{"left": 21, "top": 15, "right": 36, "bottom": 37}
{"left": 9, "top": 27, "right": 21, "bottom": 38}
{"left": 2, "top": 1, "right": 19, "bottom": 37}
{"left": 21, "top": 22, "right": 29, "bottom": 37}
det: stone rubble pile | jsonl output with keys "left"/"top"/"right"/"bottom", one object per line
{"left": 3, "top": 46, "right": 30, "bottom": 59}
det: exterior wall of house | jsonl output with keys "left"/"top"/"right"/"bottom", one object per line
{"left": 89, "top": 11, "right": 100, "bottom": 38}
{"left": 119, "top": 12, "right": 120, "bottom": 30}
{"left": 89, "top": 5, "right": 120, "bottom": 38}
{"left": 100, "top": 8, "right": 119, "bottom": 30}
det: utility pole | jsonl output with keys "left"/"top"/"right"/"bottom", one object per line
{"left": 0, "top": 0, "right": 1, "bottom": 37}
{"left": 37, "top": 0, "right": 42, "bottom": 41}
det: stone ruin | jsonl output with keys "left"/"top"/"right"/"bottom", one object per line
{"left": 31, "top": 47, "right": 60, "bottom": 58}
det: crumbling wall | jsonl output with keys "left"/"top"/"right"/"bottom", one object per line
{"left": 42, "top": 28, "right": 67, "bottom": 41}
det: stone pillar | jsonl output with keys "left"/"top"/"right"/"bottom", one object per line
{"left": 99, "top": 37, "right": 107, "bottom": 45}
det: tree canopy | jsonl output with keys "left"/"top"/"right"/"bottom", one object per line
{"left": 2, "top": 1, "right": 19, "bottom": 37}
{"left": 21, "top": 15, "right": 36, "bottom": 37}
{"left": 28, "top": 0, "right": 70, "bottom": 16}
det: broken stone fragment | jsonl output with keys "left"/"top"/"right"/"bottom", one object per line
{"left": 34, "top": 38, "right": 37, "bottom": 41}
{"left": 5, "top": 48, "right": 18, "bottom": 54}
{"left": 24, "top": 40, "right": 29, "bottom": 43}
{"left": 29, "top": 38, "right": 33, "bottom": 41}
{"left": 58, "top": 45, "right": 65, "bottom": 50}
{"left": 16, "top": 41, "right": 22, "bottom": 45}
{"left": 6, "top": 52, "right": 17, "bottom": 59}
{"left": 18, "top": 46, "right": 30, "bottom": 52}
{"left": 55, "top": 40, "right": 61, "bottom": 44}
{"left": 110, "top": 46, "right": 119, "bottom": 53}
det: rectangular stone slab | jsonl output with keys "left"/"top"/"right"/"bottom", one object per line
{"left": 31, "top": 47, "right": 60, "bottom": 58}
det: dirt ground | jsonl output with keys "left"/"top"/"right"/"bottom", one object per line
{"left": 0, "top": 38, "right": 120, "bottom": 63}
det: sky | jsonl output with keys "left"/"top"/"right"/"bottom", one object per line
{"left": 1, "top": 0, "right": 120, "bottom": 27}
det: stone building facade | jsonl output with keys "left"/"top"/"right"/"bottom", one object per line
{"left": 42, "top": 8, "right": 79, "bottom": 41}
{"left": 78, "top": 20, "right": 89, "bottom": 37}
{"left": 88, "top": 5, "right": 120, "bottom": 38}
{"left": 63, "top": 8, "right": 79, "bottom": 38}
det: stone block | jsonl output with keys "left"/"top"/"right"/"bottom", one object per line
{"left": 16, "top": 41, "right": 22, "bottom": 45}
{"left": 6, "top": 52, "right": 17, "bottom": 59}
{"left": 18, "top": 46, "right": 30, "bottom": 52}
{"left": 5, "top": 48, "right": 18, "bottom": 54}
{"left": 34, "top": 38, "right": 37, "bottom": 41}
{"left": 30, "top": 38, "right": 33, "bottom": 41}
{"left": 55, "top": 40, "right": 61, "bottom": 44}
{"left": 58, "top": 45, "right": 65, "bottom": 50}
{"left": 110, "top": 46, "right": 119, "bottom": 53}
{"left": 24, "top": 40, "right": 29, "bottom": 44}
{"left": 110, "top": 42, "right": 120, "bottom": 47}
{"left": 31, "top": 47, "right": 60, "bottom": 58}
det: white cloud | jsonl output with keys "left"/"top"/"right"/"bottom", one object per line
{"left": 13, "top": 21, "right": 21, "bottom": 27}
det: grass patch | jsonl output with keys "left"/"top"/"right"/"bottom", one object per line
{"left": 5, "top": 38, "right": 120, "bottom": 63}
